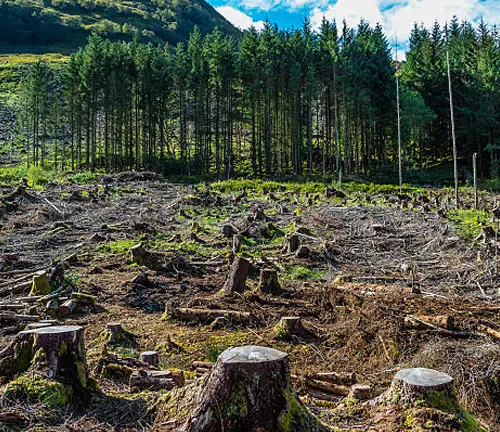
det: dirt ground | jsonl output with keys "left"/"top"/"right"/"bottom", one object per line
{"left": 0, "top": 173, "right": 499, "bottom": 431}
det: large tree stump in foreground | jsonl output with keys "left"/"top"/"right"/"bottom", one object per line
{"left": 181, "top": 345, "right": 328, "bottom": 432}
{"left": 222, "top": 256, "right": 250, "bottom": 294}
{"left": 384, "top": 368, "right": 453, "bottom": 406}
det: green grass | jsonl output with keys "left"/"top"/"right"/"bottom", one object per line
{"left": 283, "top": 265, "right": 326, "bottom": 281}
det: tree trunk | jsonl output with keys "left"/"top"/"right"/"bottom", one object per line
{"left": 181, "top": 345, "right": 328, "bottom": 432}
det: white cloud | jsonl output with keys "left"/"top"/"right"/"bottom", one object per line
{"left": 311, "top": 0, "right": 383, "bottom": 30}
{"left": 216, "top": 5, "right": 266, "bottom": 30}
{"left": 310, "top": 0, "right": 499, "bottom": 53}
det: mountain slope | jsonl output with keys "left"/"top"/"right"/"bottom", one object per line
{"left": 0, "top": 0, "right": 239, "bottom": 51}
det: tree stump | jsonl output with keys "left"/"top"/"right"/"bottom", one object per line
{"left": 222, "top": 256, "right": 250, "bottom": 294}
{"left": 29, "top": 271, "right": 51, "bottom": 296}
{"left": 295, "top": 245, "right": 311, "bottom": 259}
{"left": 141, "top": 351, "right": 159, "bottom": 367}
{"left": 385, "top": 368, "right": 453, "bottom": 405}
{"left": 274, "top": 317, "right": 305, "bottom": 339}
{"left": 181, "top": 345, "right": 328, "bottom": 432}
{"left": 258, "top": 268, "right": 281, "bottom": 294}
{"left": 282, "top": 234, "right": 300, "bottom": 254}
{"left": 9, "top": 325, "right": 90, "bottom": 391}
{"left": 221, "top": 224, "right": 238, "bottom": 238}
{"left": 105, "top": 322, "right": 137, "bottom": 348}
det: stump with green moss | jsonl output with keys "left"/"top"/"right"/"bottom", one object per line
{"left": 0, "top": 325, "right": 92, "bottom": 406}
{"left": 379, "top": 368, "right": 487, "bottom": 432}
{"left": 180, "top": 345, "right": 328, "bottom": 432}
{"left": 29, "top": 271, "right": 52, "bottom": 296}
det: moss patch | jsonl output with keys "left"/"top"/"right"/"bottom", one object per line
{"left": 3, "top": 375, "right": 72, "bottom": 408}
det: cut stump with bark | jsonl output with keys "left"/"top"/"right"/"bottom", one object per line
{"left": 384, "top": 368, "right": 453, "bottom": 406}
{"left": 258, "top": 268, "right": 281, "bottom": 294}
{"left": 274, "top": 317, "right": 305, "bottom": 339}
{"left": 181, "top": 345, "right": 328, "bottom": 432}
{"left": 141, "top": 351, "right": 159, "bottom": 367}
{"left": 0, "top": 325, "right": 90, "bottom": 394}
{"left": 282, "top": 234, "right": 300, "bottom": 254}
{"left": 222, "top": 256, "right": 250, "bottom": 294}
{"left": 105, "top": 322, "right": 138, "bottom": 348}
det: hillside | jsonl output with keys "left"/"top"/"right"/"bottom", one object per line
{"left": 0, "top": 0, "right": 239, "bottom": 52}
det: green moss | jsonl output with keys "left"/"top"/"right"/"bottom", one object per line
{"left": 425, "top": 391, "right": 487, "bottom": 432}
{"left": 97, "top": 239, "right": 137, "bottom": 255}
{"left": 3, "top": 375, "right": 72, "bottom": 408}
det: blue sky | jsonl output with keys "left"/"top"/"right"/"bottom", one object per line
{"left": 208, "top": 0, "right": 500, "bottom": 55}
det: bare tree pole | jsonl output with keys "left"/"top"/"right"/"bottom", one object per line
{"left": 396, "top": 36, "right": 402, "bottom": 194}
{"left": 473, "top": 152, "right": 478, "bottom": 210}
{"left": 447, "top": 50, "right": 459, "bottom": 207}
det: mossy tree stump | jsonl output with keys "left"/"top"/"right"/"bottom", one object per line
{"left": 1, "top": 326, "right": 89, "bottom": 394}
{"left": 181, "top": 345, "right": 328, "bottom": 432}
{"left": 105, "top": 322, "right": 137, "bottom": 348}
{"left": 274, "top": 317, "right": 305, "bottom": 340}
{"left": 222, "top": 256, "right": 250, "bottom": 294}
{"left": 141, "top": 351, "right": 159, "bottom": 367}
{"left": 29, "top": 271, "right": 51, "bottom": 296}
{"left": 386, "top": 368, "right": 453, "bottom": 406}
{"left": 258, "top": 269, "right": 281, "bottom": 294}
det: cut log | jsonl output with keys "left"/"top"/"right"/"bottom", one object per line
{"left": 45, "top": 299, "right": 59, "bottom": 317}
{"left": 29, "top": 271, "right": 51, "bottom": 296}
{"left": 478, "top": 324, "right": 500, "bottom": 341}
{"left": 349, "top": 384, "right": 372, "bottom": 400}
{"left": 312, "top": 372, "right": 357, "bottom": 386}
{"left": 140, "top": 351, "right": 159, "bottom": 367}
{"left": 0, "top": 304, "right": 25, "bottom": 311}
{"left": 0, "top": 313, "right": 40, "bottom": 322}
{"left": 274, "top": 316, "right": 305, "bottom": 339}
{"left": 181, "top": 345, "right": 328, "bottom": 432}
{"left": 60, "top": 299, "right": 76, "bottom": 316}
{"left": 130, "top": 369, "right": 184, "bottom": 391}
{"left": 404, "top": 315, "right": 454, "bottom": 330}
{"left": 71, "top": 292, "right": 97, "bottom": 306}
{"left": 192, "top": 361, "right": 214, "bottom": 370}
{"left": 222, "top": 256, "right": 250, "bottom": 294}
{"left": 384, "top": 368, "right": 453, "bottom": 405}
{"left": 166, "top": 304, "right": 251, "bottom": 325}
{"left": 26, "top": 320, "right": 57, "bottom": 330}
{"left": 306, "top": 379, "right": 350, "bottom": 396}
{"left": 258, "top": 268, "right": 281, "bottom": 294}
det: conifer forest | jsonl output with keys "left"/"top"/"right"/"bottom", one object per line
{"left": 14, "top": 18, "right": 499, "bottom": 179}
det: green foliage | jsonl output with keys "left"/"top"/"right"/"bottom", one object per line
{"left": 27, "top": 165, "right": 53, "bottom": 186}
{"left": 447, "top": 209, "right": 491, "bottom": 241}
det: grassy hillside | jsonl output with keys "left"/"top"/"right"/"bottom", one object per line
{"left": 0, "top": 0, "right": 239, "bottom": 52}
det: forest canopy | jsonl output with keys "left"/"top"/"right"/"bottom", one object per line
{"left": 11, "top": 17, "right": 500, "bottom": 180}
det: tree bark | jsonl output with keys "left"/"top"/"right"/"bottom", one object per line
{"left": 181, "top": 345, "right": 328, "bottom": 432}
